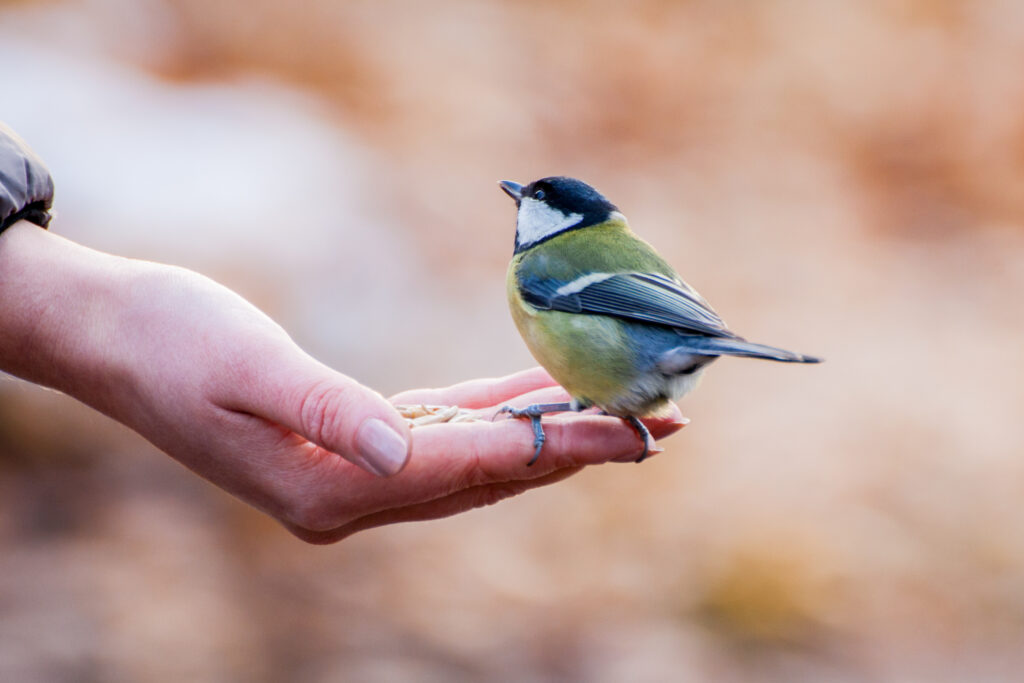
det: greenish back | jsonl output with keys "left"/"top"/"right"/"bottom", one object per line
{"left": 514, "top": 217, "right": 678, "bottom": 282}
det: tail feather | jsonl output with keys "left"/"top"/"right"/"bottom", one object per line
{"left": 676, "top": 335, "right": 822, "bottom": 363}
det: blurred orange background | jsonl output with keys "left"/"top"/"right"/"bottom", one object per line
{"left": 3, "top": 1, "right": 1024, "bottom": 680}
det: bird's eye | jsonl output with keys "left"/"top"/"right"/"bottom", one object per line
{"left": 533, "top": 189, "right": 546, "bottom": 200}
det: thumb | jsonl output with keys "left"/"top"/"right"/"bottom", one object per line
{"left": 239, "top": 350, "right": 412, "bottom": 477}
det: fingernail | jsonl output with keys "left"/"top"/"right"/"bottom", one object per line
{"left": 355, "top": 418, "right": 410, "bottom": 477}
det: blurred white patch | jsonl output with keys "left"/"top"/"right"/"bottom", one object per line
{"left": 0, "top": 28, "right": 371, "bottom": 267}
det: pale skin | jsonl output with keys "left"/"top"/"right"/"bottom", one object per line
{"left": 0, "top": 221, "right": 685, "bottom": 543}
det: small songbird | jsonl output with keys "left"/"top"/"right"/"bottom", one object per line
{"left": 499, "top": 176, "right": 820, "bottom": 465}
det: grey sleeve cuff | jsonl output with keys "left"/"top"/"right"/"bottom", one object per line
{"left": 0, "top": 123, "right": 54, "bottom": 233}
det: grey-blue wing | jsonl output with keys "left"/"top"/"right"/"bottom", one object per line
{"left": 519, "top": 271, "right": 736, "bottom": 338}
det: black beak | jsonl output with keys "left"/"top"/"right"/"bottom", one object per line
{"left": 499, "top": 180, "right": 524, "bottom": 202}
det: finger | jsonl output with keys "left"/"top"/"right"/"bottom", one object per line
{"left": 406, "top": 412, "right": 681, "bottom": 491}
{"left": 389, "top": 366, "right": 557, "bottom": 408}
{"left": 609, "top": 409, "right": 688, "bottom": 462}
{"left": 484, "top": 388, "right": 687, "bottom": 434}
{"left": 270, "top": 411, "right": 686, "bottom": 533}
{"left": 379, "top": 410, "right": 685, "bottom": 505}
{"left": 225, "top": 348, "right": 411, "bottom": 478}
{"left": 286, "top": 467, "right": 582, "bottom": 544}
{"left": 484, "top": 405, "right": 686, "bottom": 461}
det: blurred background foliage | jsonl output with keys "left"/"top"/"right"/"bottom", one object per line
{"left": 2, "top": 0, "right": 1024, "bottom": 680}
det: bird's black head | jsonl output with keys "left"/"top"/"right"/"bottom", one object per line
{"left": 499, "top": 176, "right": 619, "bottom": 252}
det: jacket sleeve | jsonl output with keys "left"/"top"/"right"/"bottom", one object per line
{"left": 0, "top": 123, "right": 54, "bottom": 233}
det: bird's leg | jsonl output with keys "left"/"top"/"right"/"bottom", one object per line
{"left": 598, "top": 410, "right": 654, "bottom": 463}
{"left": 498, "top": 402, "right": 574, "bottom": 466}
{"left": 625, "top": 416, "right": 654, "bottom": 463}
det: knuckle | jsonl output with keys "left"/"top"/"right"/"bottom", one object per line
{"left": 534, "top": 421, "right": 582, "bottom": 469}
{"left": 456, "top": 456, "right": 489, "bottom": 490}
{"left": 298, "top": 380, "right": 358, "bottom": 447}
{"left": 450, "top": 430, "right": 502, "bottom": 490}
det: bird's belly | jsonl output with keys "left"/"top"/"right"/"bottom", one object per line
{"left": 509, "top": 296, "right": 688, "bottom": 415}
{"left": 662, "top": 367, "right": 705, "bottom": 403}
{"left": 512, "top": 303, "right": 626, "bottom": 392}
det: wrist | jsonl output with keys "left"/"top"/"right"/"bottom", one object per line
{"left": 0, "top": 222, "right": 131, "bottom": 407}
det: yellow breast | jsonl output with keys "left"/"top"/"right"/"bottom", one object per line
{"left": 506, "top": 259, "right": 647, "bottom": 411}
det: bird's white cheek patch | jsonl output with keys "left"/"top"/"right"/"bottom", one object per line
{"left": 516, "top": 198, "right": 583, "bottom": 249}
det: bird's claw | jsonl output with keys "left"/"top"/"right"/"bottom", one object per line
{"left": 625, "top": 415, "right": 654, "bottom": 463}
{"left": 498, "top": 402, "right": 572, "bottom": 466}
{"left": 499, "top": 405, "right": 547, "bottom": 466}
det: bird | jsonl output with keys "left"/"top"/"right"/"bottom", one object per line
{"left": 498, "top": 176, "right": 820, "bottom": 466}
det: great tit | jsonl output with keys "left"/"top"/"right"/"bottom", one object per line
{"left": 499, "top": 176, "right": 820, "bottom": 465}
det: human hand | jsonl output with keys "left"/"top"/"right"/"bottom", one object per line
{"left": 84, "top": 262, "right": 684, "bottom": 542}
{"left": 105, "top": 299, "right": 684, "bottom": 544}
{"left": 0, "top": 225, "right": 685, "bottom": 543}
{"left": 297, "top": 367, "right": 686, "bottom": 542}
